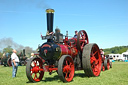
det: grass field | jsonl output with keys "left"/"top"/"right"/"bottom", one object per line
{"left": 0, "top": 62, "right": 128, "bottom": 85}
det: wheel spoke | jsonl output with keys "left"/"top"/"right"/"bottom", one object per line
{"left": 81, "top": 43, "right": 85, "bottom": 47}
{"left": 39, "top": 68, "right": 44, "bottom": 71}
{"left": 66, "top": 60, "right": 68, "bottom": 65}
{"left": 69, "top": 73, "right": 71, "bottom": 78}
{"left": 94, "top": 65, "right": 98, "bottom": 72}
{"left": 90, "top": 56, "right": 96, "bottom": 64}
{"left": 34, "top": 61, "right": 37, "bottom": 67}
{"left": 69, "top": 62, "right": 72, "bottom": 66}
{"left": 93, "top": 51, "right": 98, "bottom": 56}
{"left": 80, "top": 33, "right": 84, "bottom": 39}
{"left": 83, "top": 33, "right": 85, "bottom": 39}
{"left": 65, "top": 73, "right": 68, "bottom": 79}
{"left": 34, "top": 73, "right": 37, "bottom": 80}
{"left": 95, "top": 60, "right": 99, "bottom": 65}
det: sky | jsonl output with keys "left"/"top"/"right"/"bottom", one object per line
{"left": 0, "top": 0, "right": 128, "bottom": 50}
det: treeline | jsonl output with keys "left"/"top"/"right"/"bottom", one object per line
{"left": 104, "top": 46, "right": 128, "bottom": 55}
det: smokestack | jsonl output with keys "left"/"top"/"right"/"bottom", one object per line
{"left": 46, "top": 9, "right": 54, "bottom": 33}
{"left": 23, "top": 49, "right": 25, "bottom": 56}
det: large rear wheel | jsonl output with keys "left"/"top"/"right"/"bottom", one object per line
{"left": 58, "top": 55, "right": 75, "bottom": 82}
{"left": 82, "top": 43, "right": 102, "bottom": 77}
{"left": 77, "top": 30, "right": 89, "bottom": 52}
{"left": 26, "top": 57, "right": 44, "bottom": 82}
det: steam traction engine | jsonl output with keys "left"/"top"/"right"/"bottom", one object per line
{"left": 101, "top": 54, "right": 112, "bottom": 71}
{"left": 1, "top": 49, "right": 27, "bottom": 67}
{"left": 26, "top": 9, "right": 102, "bottom": 82}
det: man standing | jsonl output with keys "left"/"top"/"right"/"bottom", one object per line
{"left": 74, "top": 31, "right": 78, "bottom": 38}
{"left": 11, "top": 49, "right": 19, "bottom": 78}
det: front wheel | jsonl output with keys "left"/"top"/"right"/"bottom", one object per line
{"left": 26, "top": 57, "right": 44, "bottom": 82}
{"left": 58, "top": 55, "right": 75, "bottom": 82}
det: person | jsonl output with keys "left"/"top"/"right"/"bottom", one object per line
{"left": 11, "top": 49, "right": 19, "bottom": 78}
{"left": 74, "top": 31, "right": 78, "bottom": 38}
{"left": 30, "top": 53, "right": 34, "bottom": 58}
{"left": 100, "top": 49, "right": 104, "bottom": 58}
{"left": 54, "top": 28, "right": 63, "bottom": 43}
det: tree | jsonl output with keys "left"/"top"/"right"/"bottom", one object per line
{"left": 0, "top": 52, "right": 2, "bottom": 58}
{"left": 3, "top": 46, "right": 13, "bottom": 54}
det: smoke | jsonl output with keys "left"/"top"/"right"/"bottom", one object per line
{"left": 36, "top": 0, "right": 50, "bottom": 9}
{"left": 0, "top": 38, "right": 20, "bottom": 49}
{"left": 0, "top": 37, "right": 33, "bottom": 52}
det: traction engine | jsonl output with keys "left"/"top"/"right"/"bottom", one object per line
{"left": 26, "top": 9, "right": 102, "bottom": 82}
{"left": 101, "top": 54, "right": 112, "bottom": 71}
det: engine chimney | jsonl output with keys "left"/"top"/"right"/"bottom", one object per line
{"left": 23, "top": 49, "right": 25, "bottom": 56}
{"left": 46, "top": 9, "right": 54, "bottom": 33}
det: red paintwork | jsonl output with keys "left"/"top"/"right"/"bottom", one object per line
{"left": 102, "top": 65, "right": 105, "bottom": 71}
{"left": 78, "top": 30, "right": 89, "bottom": 51}
{"left": 59, "top": 44, "right": 78, "bottom": 58}
{"left": 107, "top": 59, "right": 110, "bottom": 70}
{"left": 90, "top": 45, "right": 102, "bottom": 76}
{"left": 30, "top": 58, "right": 44, "bottom": 82}
{"left": 62, "top": 56, "right": 74, "bottom": 82}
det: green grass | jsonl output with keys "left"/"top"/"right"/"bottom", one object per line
{"left": 0, "top": 62, "right": 128, "bottom": 85}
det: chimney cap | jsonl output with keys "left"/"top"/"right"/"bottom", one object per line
{"left": 46, "top": 9, "right": 54, "bottom": 13}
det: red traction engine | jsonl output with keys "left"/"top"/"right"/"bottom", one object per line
{"left": 26, "top": 9, "right": 102, "bottom": 82}
{"left": 101, "top": 54, "right": 112, "bottom": 71}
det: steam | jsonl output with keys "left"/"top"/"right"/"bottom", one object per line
{"left": 0, "top": 37, "right": 33, "bottom": 52}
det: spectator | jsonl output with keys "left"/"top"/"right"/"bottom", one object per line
{"left": 74, "top": 31, "right": 78, "bottom": 38}
{"left": 100, "top": 49, "right": 104, "bottom": 57}
{"left": 30, "top": 53, "right": 34, "bottom": 58}
{"left": 11, "top": 49, "right": 19, "bottom": 78}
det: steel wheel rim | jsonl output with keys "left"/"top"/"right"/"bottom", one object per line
{"left": 63, "top": 57, "right": 74, "bottom": 82}
{"left": 90, "top": 45, "right": 101, "bottom": 76}
{"left": 30, "top": 58, "right": 44, "bottom": 82}
{"left": 7, "top": 58, "right": 12, "bottom": 66}
{"left": 77, "top": 30, "right": 89, "bottom": 52}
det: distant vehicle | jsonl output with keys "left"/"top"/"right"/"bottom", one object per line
{"left": 101, "top": 55, "right": 112, "bottom": 71}
{"left": 1, "top": 49, "right": 28, "bottom": 67}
